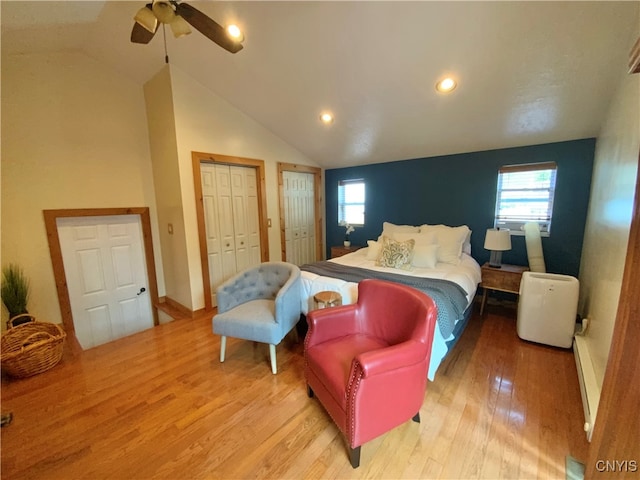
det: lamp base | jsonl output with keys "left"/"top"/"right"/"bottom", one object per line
{"left": 488, "top": 250, "right": 503, "bottom": 268}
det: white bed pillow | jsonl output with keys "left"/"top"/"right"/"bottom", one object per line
{"left": 411, "top": 244, "right": 439, "bottom": 269}
{"left": 463, "top": 231, "right": 472, "bottom": 255}
{"left": 419, "top": 224, "right": 470, "bottom": 265}
{"left": 366, "top": 240, "right": 382, "bottom": 260}
{"left": 381, "top": 221, "right": 420, "bottom": 236}
{"left": 391, "top": 231, "right": 436, "bottom": 246}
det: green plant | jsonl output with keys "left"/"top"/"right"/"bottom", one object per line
{"left": 1, "top": 264, "right": 30, "bottom": 319}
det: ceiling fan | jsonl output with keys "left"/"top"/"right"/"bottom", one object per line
{"left": 131, "top": 0, "right": 243, "bottom": 54}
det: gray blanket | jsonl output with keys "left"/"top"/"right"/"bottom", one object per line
{"left": 300, "top": 261, "right": 468, "bottom": 338}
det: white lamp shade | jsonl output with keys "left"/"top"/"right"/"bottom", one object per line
{"left": 484, "top": 228, "right": 511, "bottom": 251}
{"left": 170, "top": 15, "right": 192, "bottom": 38}
{"left": 134, "top": 5, "right": 158, "bottom": 33}
{"left": 152, "top": 1, "right": 176, "bottom": 24}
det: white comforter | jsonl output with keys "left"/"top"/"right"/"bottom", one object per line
{"left": 301, "top": 248, "right": 481, "bottom": 313}
{"left": 300, "top": 247, "right": 482, "bottom": 380}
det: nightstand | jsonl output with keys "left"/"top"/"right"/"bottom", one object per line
{"left": 330, "top": 245, "right": 362, "bottom": 259}
{"left": 480, "top": 262, "right": 529, "bottom": 315}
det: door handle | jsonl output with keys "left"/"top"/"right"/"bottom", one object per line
{"left": 137, "top": 287, "right": 146, "bottom": 296}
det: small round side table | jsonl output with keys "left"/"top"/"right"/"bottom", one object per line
{"left": 313, "top": 291, "right": 343, "bottom": 309}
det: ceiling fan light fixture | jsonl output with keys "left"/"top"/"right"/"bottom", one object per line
{"left": 152, "top": 0, "right": 176, "bottom": 24}
{"left": 134, "top": 4, "right": 158, "bottom": 33}
{"left": 170, "top": 15, "right": 192, "bottom": 38}
{"left": 435, "top": 77, "right": 457, "bottom": 93}
{"left": 226, "top": 24, "right": 244, "bottom": 42}
{"left": 320, "top": 112, "right": 334, "bottom": 124}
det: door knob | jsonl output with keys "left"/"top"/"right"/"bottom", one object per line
{"left": 137, "top": 287, "right": 146, "bottom": 296}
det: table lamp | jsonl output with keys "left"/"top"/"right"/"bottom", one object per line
{"left": 484, "top": 228, "right": 511, "bottom": 268}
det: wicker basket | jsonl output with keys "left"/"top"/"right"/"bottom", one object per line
{"left": 1, "top": 315, "right": 66, "bottom": 378}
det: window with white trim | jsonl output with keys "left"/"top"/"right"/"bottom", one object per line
{"left": 494, "top": 162, "right": 557, "bottom": 235}
{"left": 338, "top": 179, "right": 365, "bottom": 226}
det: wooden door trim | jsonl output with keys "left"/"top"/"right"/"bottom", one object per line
{"left": 192, "top": 151, "right": 269, "bottom": 311}
{"left": 277, "top": 163, "right": 323, "bottom": 262}
{"left": 43, "top": 207, "right": 160, "bottom": 350}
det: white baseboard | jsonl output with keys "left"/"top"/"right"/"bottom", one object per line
{"left": 573, "top": 335, "right": 601, "bottom": 442}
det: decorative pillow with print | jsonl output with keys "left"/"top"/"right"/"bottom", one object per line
{"left": 376, "top": 236, "right": 415, "bottom": 269}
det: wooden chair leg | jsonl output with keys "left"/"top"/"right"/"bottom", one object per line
{"left": 269, "top": 344, "right": 277, "bottom": 374}
{"left": 220, "top": 336, "right": 227, "bottom": 363}
{"left": 412, "top": 412, "right": 420, "bottom": 423}
{"left": 349, "top": 445, "right": 361, "bottom": 469}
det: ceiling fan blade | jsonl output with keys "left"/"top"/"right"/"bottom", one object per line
{"left": 131, "top": 22, "right": 157, "bottom": 44}
{"left": 175, "top": 2, "right": 243, "bottom": 53}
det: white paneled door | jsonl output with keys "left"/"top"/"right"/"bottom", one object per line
{"left": 283, "top": 170, "right": 316, "bottom": 265}
{"left": 201, "top": 163, "right": 261, "bottom": 307}
{"left": 57, "top": 215, "right": 153, "bottom": 349}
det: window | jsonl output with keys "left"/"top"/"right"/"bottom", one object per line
{"left": 338, "top": 179, "right": 365, "bottom": 226}
{"left": 494, "top": 162, "right": 557, "bottom": 235}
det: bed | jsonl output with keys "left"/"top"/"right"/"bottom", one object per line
{"left": 300, "top": 222, "right": 482, "bottom": 380}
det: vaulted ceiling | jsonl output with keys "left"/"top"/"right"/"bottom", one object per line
{"left": 2, "top": 1, "right": 638, "bottom": 168}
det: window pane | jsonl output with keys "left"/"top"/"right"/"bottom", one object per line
{"left": 344, "top": 183, "right": 365, "bottom": 203}
{"left": 338, "top": 179, "right": 365, "bottom": 226}
{"left": 343, "top": 205, "right": 365, "bottom": 225}
{"left": 494, "top": 163, "right": 557, "bottom": 234}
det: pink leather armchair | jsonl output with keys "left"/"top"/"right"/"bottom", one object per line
{"left": 304, "top": 279, "right": 438, "bottom": 468}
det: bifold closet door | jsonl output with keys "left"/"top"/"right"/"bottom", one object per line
{"left": 229, "top": 166, "right": 261, "bottom": 272}
{"left": 283, "top": 170, "right": 316, "bottom": 265}
{"left": 201, "top": 163, "right": 261, "bottom": 307}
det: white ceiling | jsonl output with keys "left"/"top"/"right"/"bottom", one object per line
{"left": 2, "top": 1, "right": 638, "bottom": 169}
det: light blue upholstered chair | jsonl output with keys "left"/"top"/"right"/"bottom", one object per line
{"left": 212, "top": 262, "right": 302, "bottom": 374}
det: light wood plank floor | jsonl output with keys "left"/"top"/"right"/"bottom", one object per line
{"left": 1, "top": 304, "right": 588, "bottom": 479}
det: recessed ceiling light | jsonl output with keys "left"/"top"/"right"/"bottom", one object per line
{"left": 227, "top": 24, "right": 244, "bottom": 42}
{"left": 435, "top": 77, "right": 457, "bottom": 93}
{"left": 320, "top": 112, "right": 334, "bottom": 124}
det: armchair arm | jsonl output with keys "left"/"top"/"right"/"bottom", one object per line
{"left": 305, "top": 305, "right": 360, "bottom": 348}
{"left": 346, "top": 339, "right": 429, "bottom": 448}
{"left": 274, "top": 269, "right": 302, "bottom": 332}
{"left": 355, "top": 340, "right": 428, "bottom": 378}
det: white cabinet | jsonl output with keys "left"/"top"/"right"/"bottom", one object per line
{"left": 201, "top": 163, "right": 261, "bottom": 306}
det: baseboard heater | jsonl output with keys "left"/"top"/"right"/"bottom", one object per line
{"left": 573, "top": 335, "right": 601, "bottom": 441}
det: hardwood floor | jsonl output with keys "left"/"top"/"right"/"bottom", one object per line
{"left": 1, "top": 304, "right": 589, "bottom": 479}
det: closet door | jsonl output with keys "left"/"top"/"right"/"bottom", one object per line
{"left": 201, "top": 164, "right": 225, "bottom": 306}
{"left": 244, "top": 168, "right": 262, "bottom": 266}
{"left": 302, "top": 172, "right": 316, "bottom": 262}
{"left": 283, "top": 171, "right": 316, "bottom": 265}
{"left": 201, "top": 163, "right": 262, "bottom": 307}
{"left": 230, "top": 166, "right": 250, "bottom": 273}
{"left": 214, "top": 165, "right": 238, "bottom": 282}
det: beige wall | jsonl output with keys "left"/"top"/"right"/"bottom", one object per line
{"left": 163, "top": 65, "right": 321, "bottom": 310}
{"left": 578, "top": 66, "right": 640, "bottom": 386}
{"left": 1, "top": 51, "right": 165, "bottom": 328}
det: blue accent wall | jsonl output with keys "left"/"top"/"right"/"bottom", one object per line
{"left": 325, "top": 139, "right": 595, "bottom": 277}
